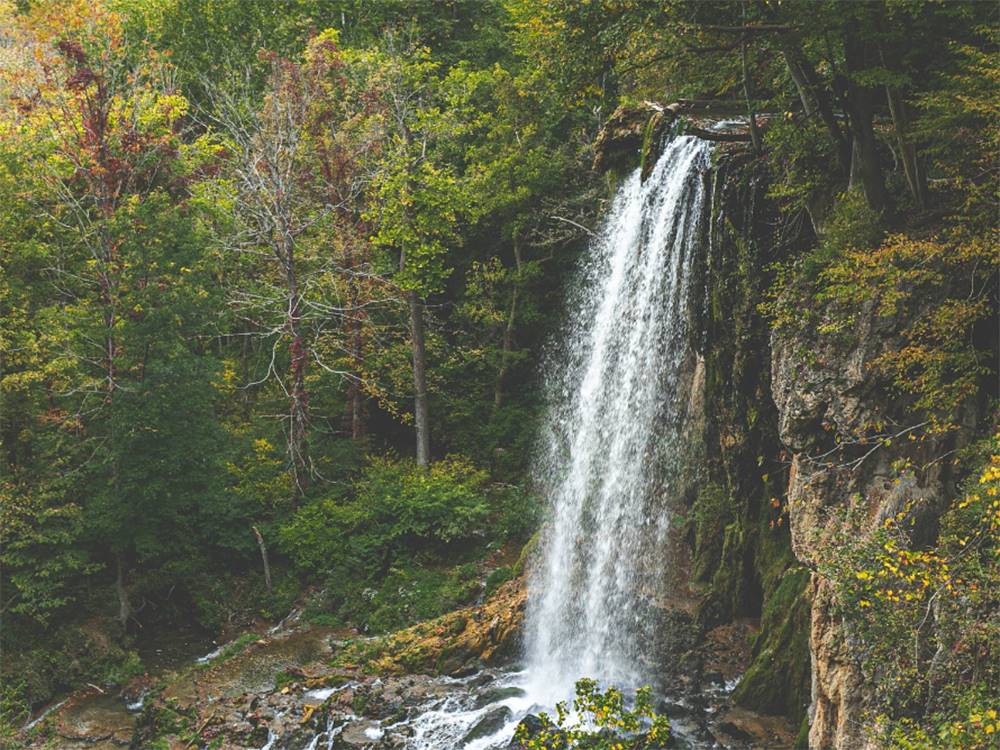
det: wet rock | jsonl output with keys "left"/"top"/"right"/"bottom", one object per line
{"left": 52, "top": 692, "right": 135, "bottom": 746}
{"left": 462, "top": 706, "right": 512, "bottom": 744}
{"left": 716, "top": 720, "right": 753, "bottom": 742}
{"left": 465, "top": 672, "right": 496, "bottom": 689}
{"left": 339, "top": 719, "right": 383, "bottom": 746}
{"left": 473, "top": 685, "right": 525, "bottom": 709}
{"left": 702, "top": 671, "right": 724, "bottom": 685}
{"left": 712, "top": 707, "right": 796, "bottom": 749}
{"left": 655, "top": 699, "right": 691, "bottom": 718}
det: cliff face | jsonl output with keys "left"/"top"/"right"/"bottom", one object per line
{"left": 770, "top": 293, "right": 975, "bottom": 749}
{"left": 682, "top": 148, "right": 814, "bottom": 735}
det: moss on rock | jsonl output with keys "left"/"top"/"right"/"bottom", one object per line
{"left": 333, "top": 575, "right": 526, "bottom": 676}
{"left": 732, "top": 566, "right": 811, "bottom": 722}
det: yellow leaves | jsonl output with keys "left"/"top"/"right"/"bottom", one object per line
{"left": 253, "top": 438, "right": 275, "bottom": 458}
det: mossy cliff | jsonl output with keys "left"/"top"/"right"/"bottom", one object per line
{"left": 682, "top": 147, "right": 813, "bottom": 734}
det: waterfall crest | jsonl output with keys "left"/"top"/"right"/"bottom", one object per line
{"left": 525, "top": 136, "right": 711, "bottom": 704}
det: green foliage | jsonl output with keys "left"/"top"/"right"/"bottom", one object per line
{"left": 760, "top": 188, "right": 884, "bottom": 333}
{"left": 515, "top": 678, "right": 670, "bottom": 750}
{"left": 762, "top": 187, "right": 993, "bottom": 429}
{"left": 816, "top": 233, "right": 993, "bottom": 423}
{"left": 280, "top": 457, "right": 524, "bottom": 631}
{"left": 189, "top": 570, "right": 301, "bottom": 633}
{"left": 340, "top": 565, "right": 481, "bottom": 634}
{"left": 0, "top": 676, "right": 29, "bottom": 747}
{"left": 280, "top": 456, "right": 492, "bottom": 576}
{"left": 916, "top": 25, "right": 1000, "bottom": 231}
{"left": 764, "top": 117, "right": 839, "bottom": 212}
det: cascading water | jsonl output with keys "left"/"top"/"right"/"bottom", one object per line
{"left": 524, "top": 135, "right": 711, "bottom": 705}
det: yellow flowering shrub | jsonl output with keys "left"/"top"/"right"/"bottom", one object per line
{"left": 818, "top": 434, "right": 1000, "bottom": 746}
{"left": 513, "top": 678, "right": 670, "bottom": 750}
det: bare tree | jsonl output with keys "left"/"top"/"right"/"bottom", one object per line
{"left": 206, "top": 43, "right": 382, "bottom": 493}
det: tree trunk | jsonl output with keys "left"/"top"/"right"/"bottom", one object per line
{"left": 283, "top": 237, "right": 309, "bottom": 495}
{"left": 115, "top": 553, "right": 131, "bottom": 629}
{"left": 741, "top": 3, "right": 763, "bottom": 154}
{"left": 252, "top": 526, "right": 273, "bottom": 594}
{"left": 494, "top": 236, "right": 523, "bottom": 410}
{"left": 407, "top": 290, "right": 430, "bottom": 467}
{"left": 873, "top": 3, "right": 927, "bottom": 209}
{"left": 778, "top": 42, "right": 852, "bottom": 177}
{"left": 347, "top": 314, "right": 365, "bottom": 440}
{"left": 839, "top": 23, "right": 891, "bottom": 215}
{"left": 883, "top": 85, "right": 926, "bottom": 209}
{"left": 343, "top": 244, "right": 366, "bottom": 440}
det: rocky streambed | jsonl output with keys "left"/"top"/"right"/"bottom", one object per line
{"left": 17, "top": 579, "right": 795, "bottom": 750}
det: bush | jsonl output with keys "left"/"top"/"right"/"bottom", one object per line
{"left": 189, "top": 569, "right": 300, "bottom": 632}
{"left": 280, "top": 456, "right": 493, "bottom": 579}
{"left": 815, "top": 434, "right": 1000, "bottom": 745}
{"left": 0, "top": 677, "right": 29, "bottom": 747}
{"left": 514, "top": 678, "right": 670, "bottom": 749}
{"left": 282, "top": 456, "right": 520, "bottom": 632}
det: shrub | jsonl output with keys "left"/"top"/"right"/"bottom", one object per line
{"left": 514, "top": 678, "right": 670, "bottom": 749}
{"left": 815, "top": 434, "right": 1000, "bottom": 744}
{"left": 280, "top": 456, "right": 493, "bottom": 580}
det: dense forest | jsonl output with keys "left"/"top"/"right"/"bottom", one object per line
{"left": 1, "top": 1, "right": 997, "bottom": 749}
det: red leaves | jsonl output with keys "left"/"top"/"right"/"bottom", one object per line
{"left": 65, "top": 66, "right": 96, "bottom": 91}
{"left": 55, "top": 39, "right": 87, "bottom": 65}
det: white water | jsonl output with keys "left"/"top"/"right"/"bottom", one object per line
{"left": 524, "top": 135, "right": 710, "bottom": 705}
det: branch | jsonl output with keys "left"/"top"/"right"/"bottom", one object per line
{"left": 548, "top": 215, "right": 596, "bottom": 237}
{"left": 683, "top": 125, "right": 752, "bottom": 142}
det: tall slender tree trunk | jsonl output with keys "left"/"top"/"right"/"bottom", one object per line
{"left": 398, "top": 122, "right": 430, "bottom": 467}
{"left": 283, "top": 236, "right": 309, "bottom": 495}
{"left": 252, "top": 526, "right": 273, "bottom": 594}
{"left": 741, "top": 3, "right": 763, "bottom": 154}
{"left": 779, "top": 42, "right": 852, "bottom": 177}
{"left": 839, "top": 22, "right": 891, "bottom": 215}
{"left": 877, "top": 46, "right": 927, "bottom": 208}
{"left": 407, "top": 290, "right": 430, "bottom": 466}
{"left": 494, "top": 236, "right": 523, "bottom": 410}
{"left": 883, "top": 86, "right": 925, "bottom": 209}
{"left": 115, "top": 553, "right": 131, "bottom": 629}
{"left": 343, "top": 244, "right": 366, "bottom": 440}
{"left": 872, "top": 2, "right": 927, "bottom": 209}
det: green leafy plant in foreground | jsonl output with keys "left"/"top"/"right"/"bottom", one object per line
{"left": 516, "top": 678, "right": 670, "bottom": 749}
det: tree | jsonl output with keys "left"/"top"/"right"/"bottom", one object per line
{"left": 0, "top": 1, "right": 226, "bottom": 627}
{"left": 355, "top": 37, "right": 469, "bottom": 466}
{"left": 208, "top": 32, "right": 379, "bottom": 491}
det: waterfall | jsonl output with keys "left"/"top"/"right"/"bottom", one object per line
{"left": 524, "top": 136, "right": 711, "bottom": 704}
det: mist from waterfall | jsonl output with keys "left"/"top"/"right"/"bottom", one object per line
{"left": 524, "top": 135, "right": 711, "bottom": 705}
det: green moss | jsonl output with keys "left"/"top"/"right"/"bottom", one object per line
{"left": 795, "top": 714, "right": 810, "bottom": 749}
{"left": 638, "top": 112, "right": 664, "bottom": 181}
{"left": 511, "top": 531, "right": 540, "bottom": 578}
{"left": 732, "top": 566, "right": 812, "bottom": 723}
{"left": 689, "top": 482, "right": 733, "bottom": 584}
